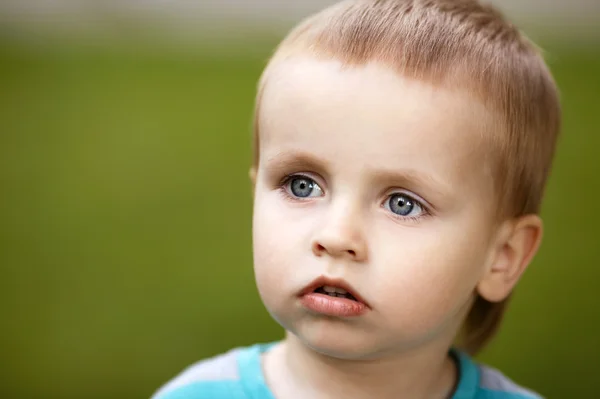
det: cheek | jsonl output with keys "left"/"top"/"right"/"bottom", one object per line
{"left": 370, "top": 221, "right": 492, "bottom": 330}
{"left": 251, "top": 190, "right": 309, "bottom": 307}
{"left": 253, "top": 197, "right": 286, "bottom": 297}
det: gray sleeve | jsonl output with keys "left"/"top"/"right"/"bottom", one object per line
{"left": 151, "top": 349, "right": 241, "bottom": 399}
{"left": 479, "top": 365, "right": 544, "bottom": 398}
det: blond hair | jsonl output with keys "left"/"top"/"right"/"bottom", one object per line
{"left": 251, "top": 0, "right": 561, "bottom": 354}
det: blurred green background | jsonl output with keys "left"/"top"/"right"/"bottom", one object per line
{"left": 1, "top": 10, "right": 599, "bottom": 399}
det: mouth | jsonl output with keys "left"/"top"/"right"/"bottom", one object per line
{"left": 298, "top": 276, "right": 370, "bottom": 317}
{"left": 313, "top": 285, "right": 358, "bottom": 301}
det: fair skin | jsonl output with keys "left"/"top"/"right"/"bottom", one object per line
{"left": 251, "top": 56, "right": 542, "bottom": 399}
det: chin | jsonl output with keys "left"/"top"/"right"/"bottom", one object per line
{"left": 289, "top": 316, "right": 386, "bottom": 360}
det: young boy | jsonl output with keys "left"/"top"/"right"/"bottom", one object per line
{"left": 153, "top": 0, "right": 560, "bottom": 398}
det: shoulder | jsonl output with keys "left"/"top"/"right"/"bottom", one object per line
{"left": 476, "top": 364, "right": 544, "bottom": 399}
{"left": 151, "top": 347, "right": 247, "bottom": 399}
{"left": 453, "top": 350, "right": 543, "bottom": 399}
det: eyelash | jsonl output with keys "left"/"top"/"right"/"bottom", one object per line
{"left": 386, "top": 196, "right": 431, "bottom": 223}
{"left": 278, "top": 174, "right": 431, "bottom": 222}
{"left": 278, "top": 173, "right": 321, "bottom": 201}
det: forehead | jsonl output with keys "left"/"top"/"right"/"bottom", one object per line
{"left": 258, "top": 56, "right": 495, "bottom": 190}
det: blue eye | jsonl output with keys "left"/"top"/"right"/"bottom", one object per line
{"left": 385, "top": 193, "right": 424, "bottom": 217}
{"left": 288, "top": 176, "right": 324, "bottom": 198}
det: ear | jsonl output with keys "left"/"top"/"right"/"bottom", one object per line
{"left": 249, "top": 167, "right": 257, "bottom": 197}
{"left": 477, "top": 214, "right": 543, "bottom": 303}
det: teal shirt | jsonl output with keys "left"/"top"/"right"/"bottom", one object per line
{"left": 152, "top": 343, "right": 542, "bottom": 399}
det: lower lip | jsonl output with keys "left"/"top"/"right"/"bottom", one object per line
{"left": 299, "top": 292, "right": 367, "bottom": 317}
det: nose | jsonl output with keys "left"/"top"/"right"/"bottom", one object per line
{"left": 311, "top": 207, "right": 368, "bottom": 262}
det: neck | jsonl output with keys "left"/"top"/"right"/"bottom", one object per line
{"left": 263, "top": 333, "right": 458, "bottom": 399}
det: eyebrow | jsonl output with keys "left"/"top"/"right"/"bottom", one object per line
{"left": 264, "top": 151, "right": 330, "bottom": 175}
{"left": 369, "top": 168, "right": 451, "bottom": 200}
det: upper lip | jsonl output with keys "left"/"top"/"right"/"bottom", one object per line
{"left": 299, "top": 276, "right": 370, "bottom": 308}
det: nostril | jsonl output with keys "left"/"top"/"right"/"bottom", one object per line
{"left": 312, "top": 241, "right": 362, "bottom": 260}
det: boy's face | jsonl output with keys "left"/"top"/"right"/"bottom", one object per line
{"left": 252, "top": 57, "right": 501, "bottom": 358}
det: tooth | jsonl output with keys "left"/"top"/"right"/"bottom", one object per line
{"left": 323, "top": 286, "right": 337, "bottom": 293}
{"left": 335, "top": 287, "right": 348, "bottom": 294}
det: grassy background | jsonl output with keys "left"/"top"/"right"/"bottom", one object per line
{"left": 0, "top": 36, "right": 598, "bottom": 398}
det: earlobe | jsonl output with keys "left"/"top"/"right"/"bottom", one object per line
{"left": 477, "top": 215, "right": 543, "bottom": 303}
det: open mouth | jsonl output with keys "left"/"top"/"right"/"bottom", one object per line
{"left": 314, "top": 285, "right": 358, "bottom": 301}
{"left": 299, "top": 276, "right": 369, "bottom": 307}
{"left": 300, "top": 277, "right": 369, "bottom": 317}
